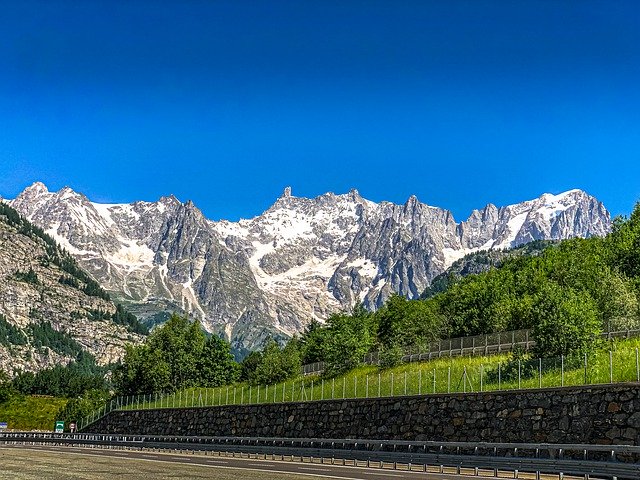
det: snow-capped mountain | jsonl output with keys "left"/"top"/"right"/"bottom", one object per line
{"left": 8, "top": 183, "right": 611, "bottom": 353}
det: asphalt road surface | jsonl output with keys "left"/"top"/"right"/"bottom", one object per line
{"left": 0, "top": 444, "right": 488, "bottom": 479}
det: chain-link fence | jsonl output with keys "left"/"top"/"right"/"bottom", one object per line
{"left": 303, "top": 329, "right": 533, "bottom": 375}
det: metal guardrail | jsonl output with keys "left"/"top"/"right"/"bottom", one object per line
{"left": 1, "top": 432, "right": 638, "bottom": 479}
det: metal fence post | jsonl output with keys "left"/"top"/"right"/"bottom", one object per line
{"left": 404, "top": 371, "right": 407, "bottom": 395}
{"left": 498, "top": 363, "right": 501, "bottom": 390}
{"left": 378, "top": 373, "right": 381, "bottom": 397}
{"left": 636, "top": 348, "right": 639, "bottom": 382}
{"left": 366, "top": 375, "right": 369, "bottom": 398}
{"left": 419, "top": 369, "right": 422, "bottom": 395}
{"left": 463, "top": 367, "right": 467, "bottom": 393}
{"left": 518, "top": 359, "right": 521, "bottom": 389}
{"left": 539, "top": 358, "right": 542, "bottom": 388}
{"left": 342, "top": 377, "right": 345, "bottom": 399}
{"left": 433, "top": 369, "right": 436, "bottom": 394}
{"left": 561, "top": 355, "right": 564, "bottom": 387}
{"left": 609, "top": 351, "right": 613, "bottom": 383}
{"left": 391, "top": 373, "right": 394, "bottom": 397}
{"left": 584, "top": 353, "right": 588, "bottom": 385}
{"left": 480, "top": 364, "right": 483, "bottom": 392}
{"left": 447, "top": 367, "right": 451, "bottom": 394}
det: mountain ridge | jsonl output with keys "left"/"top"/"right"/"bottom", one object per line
{"left": 7, "top": 182, "right": 611, "bottom": 354}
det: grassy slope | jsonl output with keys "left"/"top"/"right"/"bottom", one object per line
{"left": 118, "top": 337, "right": 640, "bottom": 412}
{"left": 0, "top": 395, "right": 67, "bottom": 431}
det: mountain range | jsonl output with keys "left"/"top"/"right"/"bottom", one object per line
{"left": 4, "top": 183, "right": 611, "bottom": 355}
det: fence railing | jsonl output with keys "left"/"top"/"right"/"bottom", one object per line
{"left": 303, "top": 329, "right": 534, "bottom": 375}
{"left": 302, "top": 328, "right": 640, "bottom": 375}
{"left": 80, "top": 332, "right": 640, "bottom": 432}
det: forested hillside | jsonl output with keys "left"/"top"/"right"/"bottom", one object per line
{"left": 0, "top": 202, "right": 147, "bottom": 375}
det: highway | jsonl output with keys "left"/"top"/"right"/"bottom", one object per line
{"left": 1, "top": 432, "right": 634, "bottom": 479}
{"left": 0, "top": 444, "right": 485, "bottom": 479}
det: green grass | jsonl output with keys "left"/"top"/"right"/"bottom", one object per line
{"left": 0, "top": 395, "right": 68, "bottom": 431}
{"left": 110, "top": 337, "right": 640, "bottom": 414}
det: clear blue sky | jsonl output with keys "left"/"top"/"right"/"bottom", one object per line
{"left": 1, "top": 0, "right": 638, "bottom": 221}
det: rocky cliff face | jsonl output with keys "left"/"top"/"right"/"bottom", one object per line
{"left": 0, "top": 203, "right": 143, "bottom": 375}
{"left": 8, "top": 183, "right": 611, "bottom": 353}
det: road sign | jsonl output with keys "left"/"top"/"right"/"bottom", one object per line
{"left": 69, "top": 422, "right": 77, "bottom": 433}
{"left": 54, "top": 421, "right": 64, "bottom": 433}
{"left": 0, "top": 422, "right": 7, "bottom": 430}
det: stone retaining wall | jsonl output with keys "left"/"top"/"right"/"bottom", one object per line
{"left": 87, "top": 384, "right": 640, "bottom": 445}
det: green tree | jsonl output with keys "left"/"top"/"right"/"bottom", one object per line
{"left": 608, "top": 203, "right": 640, "bottom": 278}
{"left": 298, "top": 319, "right": 329, "bottom": 364}
{"left": 532, "top": 282, "right": 601, "bottom": 357}
{"left": 239, "top": 350, "right": 262, "bottom": 382}
{"left": 0, "top": 370, "right": 14, "bottom": 404}
{"left": 197, "top": 335, "right": 239, "bottom": 386}
{"left": 145, "top": 314, "right": 206, "bottom": 389}
{"left": 376, "top": 294, "right": 443, "bottom": 352}
{"left": 112, "top": 344, "right": 171, "bottom": 395}
{"left": 322, "top": 311, "right": 375, "bottom": 376}
{"left": 112, "top": 314, "right": 239, "bottom": 394}
{"left": 250, "top": 339, "right": 301, "bottom": 385}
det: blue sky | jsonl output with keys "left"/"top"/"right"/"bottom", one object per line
{"left": 1, "top": 0, "right": 639, "bottom": 221}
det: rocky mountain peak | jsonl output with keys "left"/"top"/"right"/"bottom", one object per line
{"left": 158, "top": 194, "right": 181, "bottom": 207}
{"left": 23, "top": 181, "right": 49, "bottom": 195}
